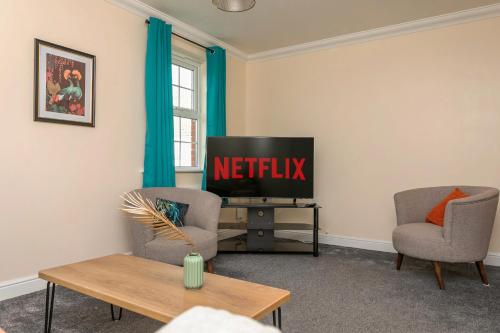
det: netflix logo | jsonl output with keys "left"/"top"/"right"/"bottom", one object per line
{"left": 213, "top": 157, "right": 306, "bottom": 181}
{"left": 206, "top": 137, "right": 313, "bottom": 198}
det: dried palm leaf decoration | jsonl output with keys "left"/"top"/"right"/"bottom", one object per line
{"left": 121, "top": 191, "right": 194, "bottom": 246}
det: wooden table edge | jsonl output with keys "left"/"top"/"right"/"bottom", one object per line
{"left": 253, "top": 292, "right": 291, "bottom": 320}
{"left": 38, "top": 269, "right": 291, "bottom": 323}
{"left": 39, "top": 272, "right": 173, "bottom": 323}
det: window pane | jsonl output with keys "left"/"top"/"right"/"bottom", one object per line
{"left": 180, "top": 118, "right": 196, "bottom": 142}
{"left": 192, "top": 143, "right": 198, "bottom": 167}
{"left": 173, "top": 86, "right": 179, "bottom": 108}
{"left": 172, "top": 61, "right": 199, "bottom": 169}
{"left": 172, "top": 65, "right": 179, "bottom": 85}
{"left": 179, "top": 67, "right": 193, "bottom": 89}
{"left": 174, "top": 141, "right": 180, "bottom": 167}
{"left": 173, "top": 116, "right": 180, "bottom": 141}
{"left": 180, "top": 88, "right": 193, "bottom": 109}
{"left": 180, "top": 142, "right": 196, "bottom": 167}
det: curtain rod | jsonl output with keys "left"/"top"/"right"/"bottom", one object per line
{"left": 145, "top": 20, "right": 215, "bottom": 54}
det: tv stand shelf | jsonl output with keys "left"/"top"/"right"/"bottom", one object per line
{"left": 219, "top": 222, "right": 314, "bottom": 231}
{"left": 218, "top": 202, "right": 320, "bottom": 256}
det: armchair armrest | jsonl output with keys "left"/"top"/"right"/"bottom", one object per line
{"left": 129, "top": 217, "right": 154, "bottom": 257}
{"left": 188, "top": 192, "right": 222, "bottom": 233}
{"left": 443, "top": 189, "right": 499, "bottom": 257}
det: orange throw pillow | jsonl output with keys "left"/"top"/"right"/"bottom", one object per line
{"left": 426, "top": 188, "right": 468, "bottom": 227}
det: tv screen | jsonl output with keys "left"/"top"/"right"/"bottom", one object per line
{"left": 206, "top": 137, "right": 314, "bottom": 198}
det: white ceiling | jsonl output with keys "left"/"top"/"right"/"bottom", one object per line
{"left": 140, "top": 0, "right": 500, "bottom": 54}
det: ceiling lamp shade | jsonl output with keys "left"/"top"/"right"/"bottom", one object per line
{"left": 212, "top": 0, "right": 255, "bottom": 12}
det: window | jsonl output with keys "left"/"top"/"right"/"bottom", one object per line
{"left": 172, "top": 56, "right": 201, "bottom": 171}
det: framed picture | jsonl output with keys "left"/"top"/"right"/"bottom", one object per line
{"left": 34, "top": 39, "right": 96, "bottom": 127}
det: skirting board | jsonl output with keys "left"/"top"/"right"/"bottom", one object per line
{"left": 276, "top": 230, "right": 500, "bottom": 267}
{"left": 2, "top": 239, "right": 500, "bottom": 301}
{"left": 0, "top": 275, "right": 47, "bottom": 302}
{"left": 0, "top": 252, "right": 132, "bottom": 302}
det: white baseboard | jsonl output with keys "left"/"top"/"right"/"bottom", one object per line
{"left": 1, "top": 241, "right": 499, "bottom": 302}
{"left": 0, "top": 252, "right": 133, "bottom": 302}
{"left": 0, "top": 275, "right": 46, "bottom": 302}
{"left": 485, "top": 252, "right": 500, "bottom": 266}
{"left": 278, "top": 230, "right": 500, "bottom": 267}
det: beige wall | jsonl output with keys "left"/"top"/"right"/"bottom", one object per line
{"left": 0, "top": 0, "right": 245, "bottom": 283}
{"left": 246, "top": 17, "right": 500, "bottom": 251}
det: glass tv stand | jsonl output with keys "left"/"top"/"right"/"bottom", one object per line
{"left": 217, "top": 202, "right": 320, "bottom": 257}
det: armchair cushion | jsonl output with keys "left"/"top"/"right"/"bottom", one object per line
{"left": 393, "top": 223, "right": 452, "bottom": 262}
{"left": 145, "top": 226, "right": 218, "bottom": 266}
{"left": 425, "top": 187, "right": 468, "bottom": 227}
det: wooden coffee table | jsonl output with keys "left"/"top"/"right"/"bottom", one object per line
{"left": 39, "top": 254, "right": 290, "bottom": 332}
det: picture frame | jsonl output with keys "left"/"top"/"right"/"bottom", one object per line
{"left": 34, "top": 39, "right": 96, "bottom": 127}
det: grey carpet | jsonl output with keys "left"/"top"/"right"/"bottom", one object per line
{"left": 1, "top": 245, "right": 500, "bottom": 333}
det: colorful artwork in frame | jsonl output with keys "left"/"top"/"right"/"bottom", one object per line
{"left": 34, "top": 39, "right": 96, "bottom": 127}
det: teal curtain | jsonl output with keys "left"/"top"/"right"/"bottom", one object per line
{"left": 143, "top": 17, "right": 176, "bottom": 188}
{"left": 202, "top": 46, "right": 226, "bottom": 190}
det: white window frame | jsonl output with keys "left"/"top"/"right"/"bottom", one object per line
{"left": 172, "top": 53, "right": 202, "bottom": 172}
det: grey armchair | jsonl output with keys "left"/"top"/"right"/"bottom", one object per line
{"left": 127, "top": 187, "right": 222, "bottom": 272}
{"left": 392, "top": 186, "right": 499, "bottom": 289}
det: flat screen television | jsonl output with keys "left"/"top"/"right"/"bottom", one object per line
{"left": 206, "top": 136, "right": 314, "bottom": 198}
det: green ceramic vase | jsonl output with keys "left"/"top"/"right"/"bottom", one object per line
{"left": 184, "top": 252, "right": 204, "bottom": 289}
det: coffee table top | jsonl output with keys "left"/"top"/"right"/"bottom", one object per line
{"left": 39, "top": 254, "right": 290, "bottom": 323}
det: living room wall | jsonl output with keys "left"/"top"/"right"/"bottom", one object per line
{"left": 0, "top": 0, "right": 245, "bottom": 284}
{"left": 245, "top": 17, "right": 500, "bottom": 252}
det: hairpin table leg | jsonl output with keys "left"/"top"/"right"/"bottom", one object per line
{"left": 44, "top": 282, "right": 56, "bottom": 333}
{"left": 110, "top": 304, "right": 123, "bottom": 321}
{"left": 272, "top": 307, "right": 282, "bottom": 329}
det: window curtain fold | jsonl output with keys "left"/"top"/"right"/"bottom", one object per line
{"left": 143, "top": 17, "right": 176, "bottom": 188}
{"left": 202, "top": 46, "right": 227, "bottom": 190}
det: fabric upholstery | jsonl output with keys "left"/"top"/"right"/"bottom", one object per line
{"left": 393, "top": 186, "right": 499, "bottom": 262}
{"left": 146, "top": 226, "right": 218, "bottom": 266}
{"left": 126, "top": 187, "right": 222, "bottom": 265}
{"left": 393, "top": 223, "right": 452, "bottom": 262}
{"left": 129, "top": 221, "right": 154, "bottom": 257}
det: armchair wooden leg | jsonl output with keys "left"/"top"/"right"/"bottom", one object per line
{"left": 475, "top": 261, "right": 489, "bottom": 286}
{"left": 396, "top": 253, "right": 404, "bottom": 270}
{"left": 432, "top": 261, "right": 445, "bottom": 290}
{"left": 206, "top": 259, "right": 214, "bottom": 273}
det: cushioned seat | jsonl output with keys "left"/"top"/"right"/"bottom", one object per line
{"left": 145, "top": 226, "right": 218, "bottom": 266}
{"left": 393, "top": 222, "right": 452, "bottom": 262}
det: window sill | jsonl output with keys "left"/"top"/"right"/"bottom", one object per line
{"left": 139, "top": 169, "right": 203, "bottom": 174}
{"left": 176, "top": 168, "right": 203, "bottom": 174}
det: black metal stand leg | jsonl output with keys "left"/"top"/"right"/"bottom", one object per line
{"left": 313, "top": 207, "right": 319, "bottom": 257}
{"left": 44, "top": 282, "right": 55, "bottom": 333}
{"left": 272, "top": 310, "right": 276, "bottom": 326}
{"left": 278, "top": 307, "right": 282, "bottom": 329}
{"left": 110, "top": 304, "right": 123, "bottom": 321}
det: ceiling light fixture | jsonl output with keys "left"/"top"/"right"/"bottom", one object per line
{"left": 212, "top": 0, "right": 255, "bottom": 12}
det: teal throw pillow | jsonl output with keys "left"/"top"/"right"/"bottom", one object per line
{"left": 155, "top": 198, "right": 189, "bottom": 228}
